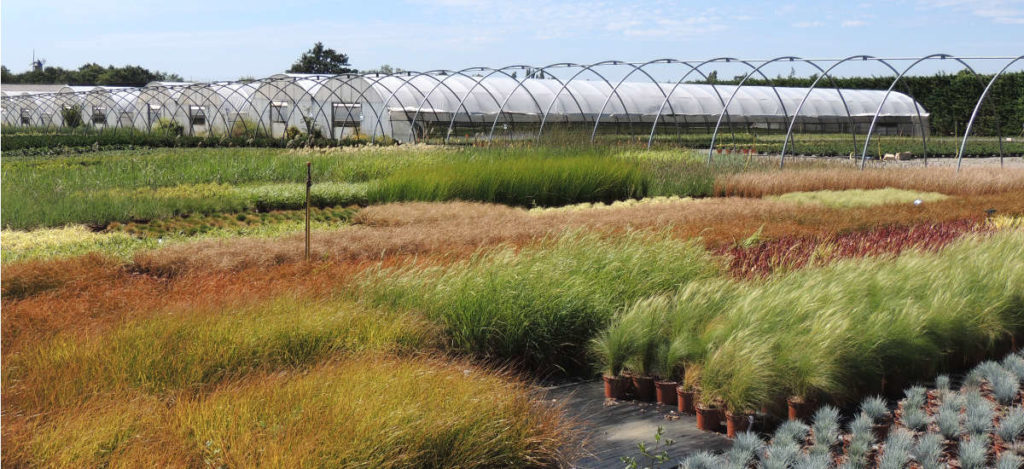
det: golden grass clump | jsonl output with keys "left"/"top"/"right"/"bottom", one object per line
{"left": 715, "top": 167, "right": 1024, "bottom": 197}
{"left": 3, "top": 356, "right": 581, "bottom": 468}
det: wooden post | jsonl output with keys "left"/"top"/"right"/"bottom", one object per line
{"left": 305, "top": 161, "right": 311, "bottom": 262}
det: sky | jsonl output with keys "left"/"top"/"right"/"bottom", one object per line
{"left": 2, "top": 0, "right": 1023, "bottom": 83}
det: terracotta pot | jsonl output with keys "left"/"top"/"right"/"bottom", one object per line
{"left": 677, "top": 387, "right": 696, "bottom": 414}
{"left": 726, "top": 411, "right": 752, "bottom": 438}
{"left": 787, "top": 397, "right": 815, "bottom": 422}
{"left": 655, "top": 381, "right": 678, "bottom": 406}
{"left": 603, "top": 375, "right": 627, "bottom": 400}
{"left": 696, "top": 404, "right": 724, "bottom": 433}
{"left": 633, "top": 376, "right": 655, "bottom": 402}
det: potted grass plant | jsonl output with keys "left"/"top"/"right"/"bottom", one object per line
{"left": 677, "top": 363, "right": 701, "bottom": 414}
{"left": 590, "top": 320, "right": 634, "bottom": 400}
{"left": 695, "top": 392, "right": 725, "bottom": 433}
{"left": 620, "top": 298, "right": 666, "bottom": 402}
{"left": 701, "top": 333, "right": 775, "bottom": 437}
{"left": 654, "top": 336, "right": 687, "bottom": 406}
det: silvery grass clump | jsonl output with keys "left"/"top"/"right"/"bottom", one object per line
{"left": 935, "top": 374, "right": 952, "bottom": 393}
{"left": 965, "top": 360, "right": 1006, "bottom": 389}
{"left": 845, "top": 414, "right": 876, "bottom": 469}
{"left": 998, "top": 406, "right": 1024, "bottom": 443}
{"left": 959, "top": 437, "right": 990, "bottom": 469}
{"left": 772, "top": 420, "right": 811, "bottom": 446}
{"left": 759, "top": 441, "right": 800, "bottom": 469}
{"left": 1003, "top": 354, "right": 1024, "bottom": 382}
{"left": 996, "top": 452, "right": 1023, "bottom": 469}
{"left": 724, "top": 432, "right": 764, "bottom": 468}
{"left": 878, "top": 428, "right": 914, "bottom": 469}
{"left": 965, "top": 391, "right": 995, "bottom": 437}
{"left": 810, "top": 405, "right": 841, "bottom": 454}
{"left": 902, "top": 406, "right": 930, "bottom": 432}
{"left": 792, "top": 451, "right": 831, "bottom": 469}
{"left": 936, "top": 403, "right": 963, "bottom": 440}
{"left": 904, "top": 386, "right": 928, "bottom": 410}
{"left": 993, "top": 370, "right": 1020, "bottom": 406}
{"left": 679, "top": 451, "right": 722, "bottom": 469}
{"left": 912, "top": 432, "right": 944, "bottom": 469}
{"left": 860, "top": 395, "right": 889, "bottom": 422}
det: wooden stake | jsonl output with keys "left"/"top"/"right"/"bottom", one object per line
{"left": 305, "top": 161, "right": 311, "bottom": 262}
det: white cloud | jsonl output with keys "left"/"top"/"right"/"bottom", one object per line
{"left": 918, "top": 0, "right": 1024, "bottom": 23}
{"left": 792, "top": 21, "right": 825, "bottom": 27}
{"left": 842, "top": 20, "right": 868, "bottom": 27}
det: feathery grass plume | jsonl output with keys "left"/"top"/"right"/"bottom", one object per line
{"left": 760, "top": 442, "right": 800, "bottom": 469}
{"left": 993, "top": 370, "right": 1020, "bottom": 406}
{"left": 811, "top": 405, "right": 841, "bottom": 452}
{"left": 589, "top": 315, "right": 636, "bottom": 377}
{"left": 620, "top": 297, "right": 669, "bottom": 377}
{"left": 998, "top": 406, "right": 1024, "bottom": 443}
{"left": 773, "top": 420, "right": 812, "bottom": 447}
{"left": 1002, "top": 354, "right": 1024, "bottom": 382}
{"left": 700, "top": 331, "right": 777, "bottom": 413}
{"left": 902, "top": 406, "right": 929, "bottom": 432}
{"left": 861, "top": 395, "right": 890, "bottom": 422}
{"left": 653, "top": 334, "right": 688, "bottom": 381}
{"left": 726, "top": 432, "right": 765, "bottom": 467}
{"left": 965, "top": 391, "right": 995, "bottom": 436}
{"left": 959, "top": 437, "right": 990, "bottom": 469}
{"left": 912, "top": 432, "right": 944, "bottom": 469}
{"left": 997, "top": 452, "right": 1023, "bottom": 469}
{"left": 680, "top": 451, "right": 723, "bottom": 469}
{"left": 878, "top": 428, "right": 915, "bottom": 469}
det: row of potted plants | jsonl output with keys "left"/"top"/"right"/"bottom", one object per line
{"left": 678, "top": 350, "right": 1024, "bottom": 468}
{"left": 590, "top": 231, "right": 1024, "bottom": 440}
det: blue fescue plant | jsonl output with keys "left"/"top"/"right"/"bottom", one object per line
{"left": 759, "top": 442, "right": 800, "bottom": 469}
{"left": 878, "top": 428, "right": 914, "bottom": 469}
{"left": 1004, "top": 354, "right": 1024, "bottom": 382}
{"left": 725, "top": 432, "right": 765, "bottom": 468}
{"left": 965, "top": 391, "right": 995, "bottom": 436}
{"left": 993, "top": 370, "right": 1020, "bottom": 406}
{"left": 998, "top": 406, "right": 1024, "bottom": 443}
{"left": 903, "top": 385, "right": 927, "bottom": 410}
{"left": 996, "top": 452, "right": 1023, "bottom": 469}
{"left": 959, "top": 437, "right": 989, "bottom": 469}
{"left": 772, "top": 420, "right": 811, "bottom": 447}
{"left": 679, "top": 451, "right": 723, "bottom": 469}
{"left": 810, "top": 405, "right": 841, "bottom": 455}
{"left": 860, "top": 395, "right": 889, "bottom": 423}
{"left": 901, "top": 406, "right": 929, "bottom": 432}
{"left": 912, "top": 433, "right": 944, "bottom": 469}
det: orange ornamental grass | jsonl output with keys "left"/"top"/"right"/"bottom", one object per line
{"left": 715, "top": 166, "right": 1024, "bottom": 198}
{"left": 3, "top": 355, "right": 581, "bottom": 468}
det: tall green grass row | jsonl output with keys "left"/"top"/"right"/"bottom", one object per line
{"left": 596, "top": 230, "right": 1024, "bottom": 412}
{"left": 359, "top": 230, "right": 721, "bottom": 375}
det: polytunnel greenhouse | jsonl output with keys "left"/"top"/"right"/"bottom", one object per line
{"left": 1, "top": 72, "right": 930, "bottom": 142}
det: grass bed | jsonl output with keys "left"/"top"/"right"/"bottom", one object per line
{"left": 4, "top": 356, "right": 578, "bottom": 468}
{"left": 599, "top": 230, "right": 1024, "bottom": 412}
{"left": 769, "top": 188, "right": 949, "bottom": 208}
{"left": 360, "top": 230, "right": 720, "bottom": 375}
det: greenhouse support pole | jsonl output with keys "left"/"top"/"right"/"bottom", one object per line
{"left": 305, "top": 161, "right": 311, "bottom": 262}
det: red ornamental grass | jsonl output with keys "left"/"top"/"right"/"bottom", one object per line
{"left": 722, "top": 218, "right": 989, "bottom": 279}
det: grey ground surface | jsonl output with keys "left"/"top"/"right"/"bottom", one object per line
{"left": 544, "top": 381, "right": 732, "bottom": 469}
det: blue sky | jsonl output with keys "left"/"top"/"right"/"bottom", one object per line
{"left": 2, "top": 0, "right": 1022, "bottom": 82}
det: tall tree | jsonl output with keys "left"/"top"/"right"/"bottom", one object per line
{"left": 288, "top": 42, "right": 357, "bottom": 74}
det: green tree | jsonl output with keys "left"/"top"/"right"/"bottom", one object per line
{"left": 287, "top": 42, "right": 357, "bottom": 74}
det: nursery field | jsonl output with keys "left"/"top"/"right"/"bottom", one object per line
{"left": 2, "top": 145, "right": 1024, "bottom": 468}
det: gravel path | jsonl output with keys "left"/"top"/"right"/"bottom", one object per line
{"left": 545, "top": 381, "right": 732, "bottom": 468}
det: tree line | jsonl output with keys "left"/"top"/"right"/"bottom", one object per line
{"left": 1, "top": 63, "right": 184, "bottom": 87}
